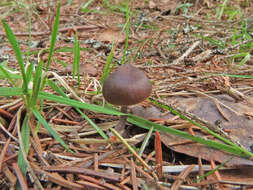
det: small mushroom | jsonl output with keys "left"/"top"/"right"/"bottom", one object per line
{"left": 102, "top": 63, "right": 152, "bottom": 135}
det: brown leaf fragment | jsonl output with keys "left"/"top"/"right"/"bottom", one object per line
{"left": 171, "top": 165, "right": 195, "bottom": 190}
{"left": 79, "top": 174, "right": 121, "bottom": 190}
{"left": 0, "top": 108, "right": 14, "bottom": 119}
{"left": 130, "top": 158, "right": 138, "bottom": 190}
{"left": 0, "top": 138, "right": 11, "bottom": 172}
{"left": 62, "top": 63, "right": 97, "bottom": 76}
{"left": 161, "top": 132, "right": 253, "bottom": 166}
{"left": 12, "top": 163, "right": 28, "bottom": 190}
{"left": 77, "top": 180, "right": 107, "bottom": 190}
{"left": 31, "top": 163, "right": 84, "bottom": 190}
{"left": 148, "top": 0, "right": 180, "bottom": 13}
{"left": 95, "top": 28, "right": 125, "bottom": 43}
{"left": 43, "top": 166, "right": 121, "bottom": 182}
{"left": 155, "top": 131, "right": 163, "bottom": 179}
{"left": 2, "top": 165, "right": 17, "bottom": 187}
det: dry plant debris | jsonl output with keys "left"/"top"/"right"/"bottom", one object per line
{"left": 1, "top": 0, "right": 253, "bottom": 189}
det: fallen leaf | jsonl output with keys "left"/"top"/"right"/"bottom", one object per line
{"left": 61, "top": 63, "right": 97, "bottom": 76}
{"left": 159, "top": 94, "right": 253, "bottom": 166}
{"left": 95, "top": 28, "right": 125, "bottom": 43}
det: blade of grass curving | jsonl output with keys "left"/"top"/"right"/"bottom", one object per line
{"left": 103, "top": 0, "right": 127, "bottom": 13}
{"left": 67, "top": 0, "right": 72, "bottom": 6}
{"left": 0, "top": 87, "right": 23, "bottom": 96}
{"left": 198, "top": 157, "right": 232, "bottom": 180}
{"left": 150, "top": 98, "right": 238, "bottom": 147}
{"left": 0, "top": 63, "right": 18, "bottom": 87}
{"left": 217, "top": 0, "right": 228, "bottom": 20}
{"left": 210, "top": 73, "right": 253, "bottom": 79}
{"left": 127, "top": 114, "right": 253, "bottom": 158}
{"left": 26, "top": 8, "right": 32, "bottom": 62}
{"left": 38, "top": 91, "right": 123, "bottom": 116}
{"left": 17, "top": 113, "right": 30, "bottom": 175}
{"left": 73, "top": 31, "right": 81, "bottom": 86}
{"left": 1, "top": 20, "right": 28, "bottom": 94}
{"left": 139, "top": 126, "right": 153, "bottom": 157}
{"left": 234, "top": 52, "right": 251, "bottom": 69}
{"left": 100, "top": 42, "right": 115, "bottom": 85}
{"left": 121, "top": 0, "right": 130, "bottom": 64}
{"left": 47, "top": 79, "right": 67, "bottom": 97}
{"left": 149, "top": 98, "right": 253, "bottom": 157}
{"left": 45, "top": 2, "right": 60, "bottom": 72}
{"left": 25, "top": 62, "right": 34, "bottom": 85}
{"left": 47, "top": 80, "right": 110, "bottom": 141}
{"left": 30, "top": 60, "right": 43, "bottom": 107}
{"left": 110, "top": 128, "right": 151, "bottom": 170}
{"left": 76, "top": 109, "right": 109, "bottom": 142}
{"left": 32, "top": 108, "right": 73, "bottom": 153}
{"left": 81, "top": 0, "right": 94, "bottom": 13}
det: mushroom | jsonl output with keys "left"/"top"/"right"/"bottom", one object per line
{"left": 102, "top": 63, "right": 152, "bottom": 135}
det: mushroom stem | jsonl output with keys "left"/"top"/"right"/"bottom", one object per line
{"left": 115, "top": 106, "right": 128, "bottom": 135}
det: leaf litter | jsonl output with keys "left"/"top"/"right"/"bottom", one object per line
{"left": 1, "top": 0, "right": 253, "bottom": 189}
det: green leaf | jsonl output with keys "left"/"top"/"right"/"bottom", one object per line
{"left": 234, "top": 52, "right": 251, "bottom": 69}
{"left": 25, "top": 62, "right": 34, "bottom": 85}
{"left": 45, "top": 2, "right": 61, "bottom": 72}
{"left": 0, "top": 62, "right": 18, "bottom": 87}
{"left": 73, "top": 31, "right": 80, "bottom": 86}
{"left": 127, "top": 114, "right": 252, "bottom": 158}
{"left": 30, "top": 60, "right": 43, "bottom": 107}
{"left": 122, "top": 0, "right": 130, "bottom": 64}
{"left": 17, "top": 114, "right": 30, "bottom": 175}
{"left": 46, "top": 79, "right": 67, "bottom": 98}
{"left": 76, "top": 109, "right": 110, "bottom": 142}
{"left": 100, "top": 43, "right": 115, "bottom": 85}
{"left": 38, "top": 92, "right": 123, "bottom": 116}
{"left": 81, "top": 0, "right": 94, "bottom": 13}
{"left": 32, "top": 108, "right": 73, "bottom": 153}
{"left": 0, "top": 87, "right": 23, "bottom": 96}
{"left": 1, "top": 20, "right": 28, "bottom": 94}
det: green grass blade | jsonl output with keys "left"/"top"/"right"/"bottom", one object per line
{"left": 150, "top": 98, "right": 236, "bottom": 146}
{"left": 150, "top": 98, "right": 253, "bottom": 157}
{"left": 25, "top": 62, "right": 34, "bottom": 85}
{"left": 17, "top": 114, "right": 30, "bottom": 175}
{"left": 216, "top": 0, "right": 228, "bottom": 20}
{"left": 1, "top": 20, "right": 28, "bottom": 94}
{"left": 139, "top": 126, "right": 153, "bottom": 157}
{"left": 100, "top": 43, "right": 115, "bottom": 85}
{"left": 0, "top": 87, "right": 23, "bottom": 96}
{"left": 0, "top": 63, "right": 17, "bottom": 87}
{"left": 38, "top": 92, "right": 123, "bottom": 116}
{"left": 67, "top": 0, "right": 72, "bottom": 6}
{"left": 32, "top": 108, "right": 73, "bottom": 153}
{"left": 81, "top": 0, "right": 94, "bottom": 13}
{"left": 127, "top": 114, "right": 252, "bottom": 158}
{"left": 121, "top": 0, "right": 130, "bottom": 64}
{"left": 198, "top": 157, "right": 232, "bottom": 180}
{"left": 73, "top": 31, "right": 81, "bottom": 86}
{"left": 210, "top": 73, "right": 253, "bottom": 79}
{"left": 46, "top": 79, "right": 67, "bottom": 98}
{"left": 76, "top": 109, "right": 110, "bottom": 142}
{"left": 234, "top": 52, "right": 251, "bottom": 69}
{"left": 30, "top": 60, "right": 43, "bottom": 107}
{"left": 45, "top": 2, "right": 61, "bottom": 72}
{"left": 47, "top": 80, "right": 110, "bottom": 141}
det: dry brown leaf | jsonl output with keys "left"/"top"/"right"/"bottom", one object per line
{"left": 95, "top": 28, "right": 125, "bottom": 43}
{"left": 148, "top": 0, "right": 179, "bottom": 12}
{"left": 62, "top": 63, "right": 97, "bottom": 76}
{"left": 159, "top": 95, "right": 253, "bottom": 166}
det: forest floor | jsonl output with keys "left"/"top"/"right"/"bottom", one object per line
{"left": 1, "top": 0, "right": 253, "bottom": 189}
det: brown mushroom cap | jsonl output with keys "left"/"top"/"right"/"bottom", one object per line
{"left": 102, "top": 64, "right": 152, "bottom": 106}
